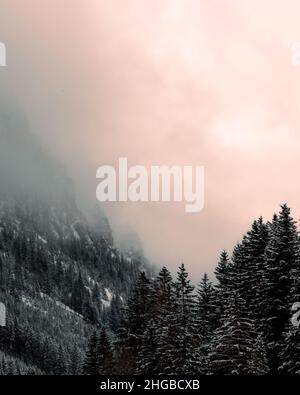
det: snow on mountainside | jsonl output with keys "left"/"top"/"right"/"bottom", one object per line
{"left": 0, "top": 103, "right": 148, "bottom": 374}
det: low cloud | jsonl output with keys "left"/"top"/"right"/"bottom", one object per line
{"left": 1, "top": 0, "right": 300, "bottom": 278}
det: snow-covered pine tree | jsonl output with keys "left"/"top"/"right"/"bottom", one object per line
{"left": 97, "top": 327, "right": 112, "bottom": 374}
{"left": 215, "top": 250, "right": 231, "bottom": 288}
{"left": 289, "top": 223, "right": 300, "bottom": 307}
{"left": 263, "top": 204, "right": 299, "bottom": 373}
{"left": 54, "top": 345, "right": 68, "bottom": 375}
{"left": 136, "top": 319, "right": 157, "bottom": 374}
{"left": 208, "top": 290, "right": 269, "bottom": 375}
{"left": 193, "top": 273, "right": 218, "bottom": 374}
{"left": 196, "top": 275, "right": 217, "bottom": 346}
{"left": 171, "top": 263, "right": 198, "bottom": 374}
{"left": 279, "top": 319, "right": 300, "bottom": 375}
{"left": 229, "top": 243, "right": 248, "bottom": 296}
{"left": 69, "top": 344, "right": 82, "bottom": 375}
{"left": 279, "top": 251, "right": 300, "bottom": 375}
{"left": 151, "top": 266, "right": 175, "bottom": 374}
{"left": 214, "top": 250, "right": 231, "bottom": 322}
{"left": 229, "top": 233, "right": 267, "bottom": 328}
{"left": 136, "top": 267, "right": 174, "bottom": 374}
{"left": 126, "top": 271, "right": 153, "bottom": 345}
{"left": 82, "top": 331, "right": 99, "bottom": 375}
{"left": 117, "top": 271, "right": 153, "bottom": 373}
{"left": 241, "top": 217, "right": 269, "bottom": 326}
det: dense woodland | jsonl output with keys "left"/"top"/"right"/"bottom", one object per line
{"left": 83, "top": 204, "right": 300, "bottom": 375}
{"left": 0, "top": 190, "right": 146, "bottom": 375}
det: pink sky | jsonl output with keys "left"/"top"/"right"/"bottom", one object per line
{"left": 1, "top": 0, "right": 300, "bottom": 278}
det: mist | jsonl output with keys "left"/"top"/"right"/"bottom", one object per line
{"left": 1, "top": 0, "right": 300, "bottom": 278}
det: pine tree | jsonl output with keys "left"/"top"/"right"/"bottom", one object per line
{"left": 117, "top": 272, "right": 153, "bottom": 373}
{"left": 230, "top": 242, "right": 250, "bottom": 298}
{"left": 215, "top": 250, "right": 231, "bottom": 288}
{"left": 214, "top": 250, "right": 231, "bottom": 322}
{"left": 171, "top": 263, "right": 198, "bottom": 374}
{"left": 82, "top": 331, "right": 99, "bottom": 375}
{"left": 279, "top": 324, "right": 300, "bottom": 374}
{"left": 278, "top": 278, "right": 300, "bottom": 375}
{"left": 154, "top": 267, "right": 174, "bottom": 374}
{"left": 263, "top": 204, "right": 299, "bottom": 373}
{"left": 69, "top": 345, "right": 82, "bottom": 375}
{"left": 54, "top": 345, "right": 68, "bottom": 375}
{"left": 97, "top": 327, "right": 112, "bottom": 374}
{"left": 242, "top": 217, "right": 269, "bottom": 325}
{"left": 71, "top": 271, "right": 85, "bottom": 316}
{"left": 137, "top": 319, "right": 157, "bottom": 374}
{"left": 209, "top": 291, "right": 269, "bottom": 375}
{"left": 194, "top": 273, "right": 218, "bottom": 372}
{"left": 138, "top": 267, "right": 174, "bottom": 374}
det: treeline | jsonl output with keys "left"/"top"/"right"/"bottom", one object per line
{"left": 0, "top": 197, "right": 140, "bottom": 325}
{"left": 0, "top": 351, "right": 43, "bottom": 375}
{"left": 83, "top": 204, "right": 300, "bottom": 375}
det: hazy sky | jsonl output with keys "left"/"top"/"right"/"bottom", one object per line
{"left": 1, "top": 0, "right": 300, "bottom": 278}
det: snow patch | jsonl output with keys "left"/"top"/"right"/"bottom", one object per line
{"left": 105, "top": 288, "right": 113, "bottom": 302}
{"left": 70, "top": 220, "right": 81, "bottom": 240}
{"left": 38, "top": 235, "right": 47, "bottom": 244}
{"left": 101, "top": 288, "right": 114, "bottom": 308}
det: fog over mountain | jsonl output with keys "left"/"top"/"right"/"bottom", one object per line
{"left": 2, "top": 1, "right": 300, "bottom": 277}
{"left": 0, "top": 100, "right": 148, "bottom": 374}
{"left": 0, "top": 95, "right": 112, "bottom": 241}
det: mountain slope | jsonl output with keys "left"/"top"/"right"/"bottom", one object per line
{"left": 0, "top": 103, "right": 144, "bottom": 374}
